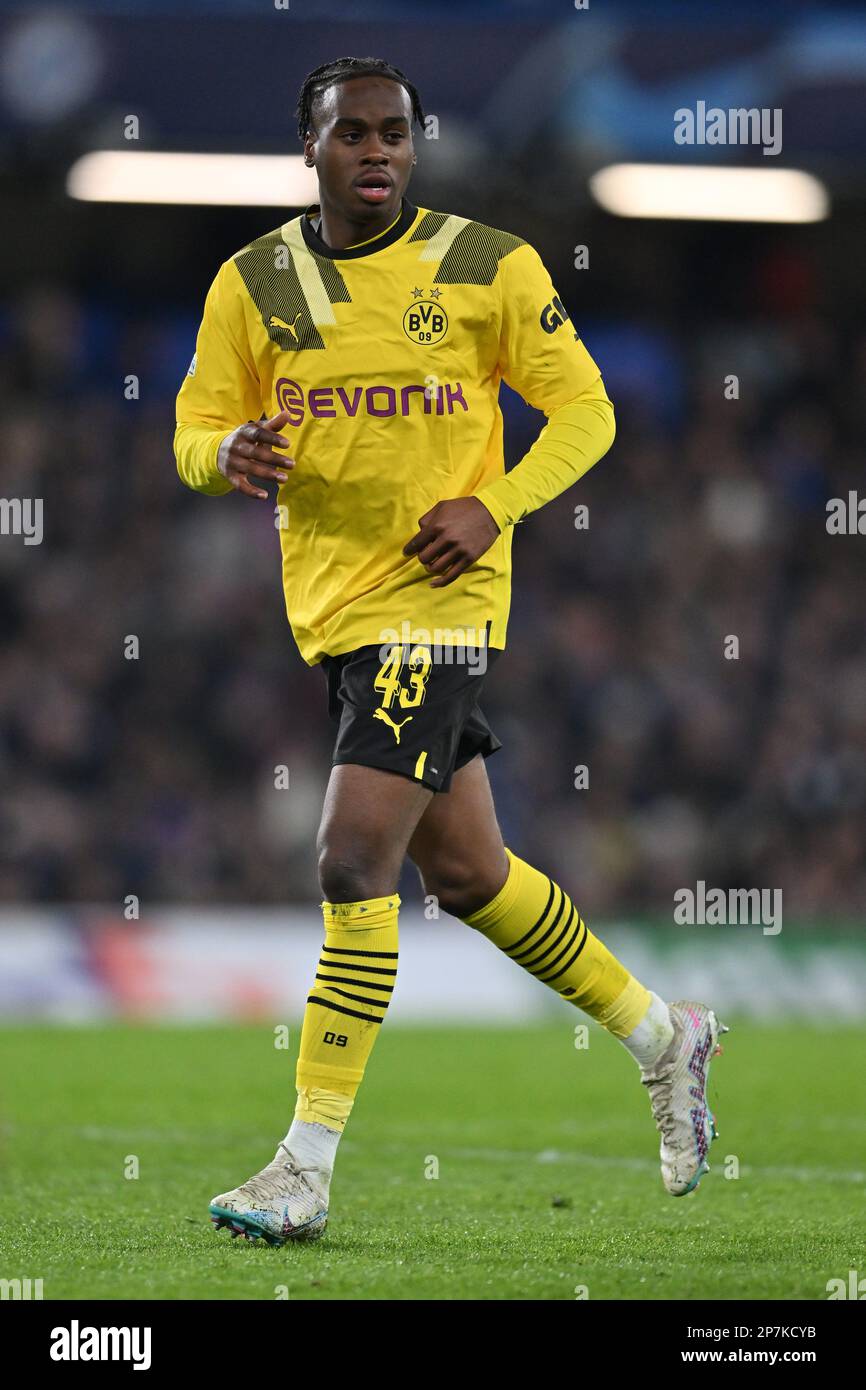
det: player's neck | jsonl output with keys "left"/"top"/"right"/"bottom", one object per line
{"left": 314, "top": 198, "right": 404, "bottom": 252}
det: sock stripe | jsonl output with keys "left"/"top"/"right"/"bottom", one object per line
{"left": 537, "top": 919, "right": 589, "bottom": 984}
{"left": 315, "top": 958, "right": 398, "bottom": 977}
{"left": 315, "top": 971, "right": 394, "bottom": 993}
{"left": 522, "top": 901, "right": 580, "bottom": 975}
{"left": 320, "top": 945, "right": 398, "bottom": 959}
{"left": 322, "top": 985, "right": 392, "bottom": 1011}
{"left": 306, "top": 995, "right": 384, "bottom": 1025}
{"left": 509, "top": 882, "right": 567, "bottom": 962}
{"left": 500, "top": 877, "right": 556, "bottom": 954}
{"left": 517, "top": 891, "right": 572, "bottom": 968}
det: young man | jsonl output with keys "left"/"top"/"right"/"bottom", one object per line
{"left": 175, "top": 57, "right": 726, "bottom": 1246}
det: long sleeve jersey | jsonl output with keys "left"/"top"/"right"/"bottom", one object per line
{"left": 175, "top": 198, "right": 614, "bottom": 665}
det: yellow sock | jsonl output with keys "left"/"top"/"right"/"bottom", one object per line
{"left": 295, "top": 893, "right": 399, "bottom": 1132}
{"left": 463, "top": 849, "right": 650, "bottom": 1037}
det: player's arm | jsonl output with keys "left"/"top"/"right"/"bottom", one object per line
{"left": 174, "top": 259, "right": 294, "bottom": 498}
{"left": 403, "top": 243, "right": 614, "bottom": 587}
{"left": 472, "top": 242, "right": 615, "bottom": 532}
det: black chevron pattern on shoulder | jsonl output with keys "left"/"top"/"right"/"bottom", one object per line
{"left": 233, "top": 226, "right": 350, "bottom": 352}
{"left": 433, "top": 221, "right": 526, "bottom": 286}
{"left": 407, "top": 210, "right": 451, "bottom": 243}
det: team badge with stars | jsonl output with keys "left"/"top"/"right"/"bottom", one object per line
{"left": 402, "top": 285, "right": 449, "bottom": 345}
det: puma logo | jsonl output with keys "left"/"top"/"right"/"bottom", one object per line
{"left": 373, "top": 708, "right": 413, "bottom": 744}
{"left": 269, "top": 312, "right": 303, "bottom": 341}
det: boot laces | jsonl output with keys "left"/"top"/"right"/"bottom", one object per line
{"left": 238, "top": 1143, "right": 315, "bottom": 1206}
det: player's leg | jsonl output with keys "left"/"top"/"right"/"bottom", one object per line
{"left": 292, "top": 761, "right": 434, "bottom": 1139}
{"left": 210, "top": 762, "right": 433, "bottom": 1244}
{"left": 407, "top": 754, "right": 668, "bottom": 1046}
{"left": 407, "top": 753, "right": 727, "bottom": 1196}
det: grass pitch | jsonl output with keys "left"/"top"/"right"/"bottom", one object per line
{"left": 1, "top": 1021, "right": 863, "bottom": 1300}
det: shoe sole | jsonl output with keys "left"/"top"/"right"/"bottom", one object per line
{"left": 672, "top": 1010, "right": 729, "bottom": 1196}
{"left": 209, "top": 1203, "right": 328, "bottom": 1246}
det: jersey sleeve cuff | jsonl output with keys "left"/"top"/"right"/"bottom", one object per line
{"left": 472, "top": 485, "right": 512, "bottom": 532}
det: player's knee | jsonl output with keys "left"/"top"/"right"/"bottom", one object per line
{"left": 420, "top": 860, "right": 504, "bottom": 919}
{"left": 317, "top": 844, "right": 389, "bottom": 904}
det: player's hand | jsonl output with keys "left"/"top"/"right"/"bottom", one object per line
{"left": 402, "top": 497, "right": 500, "bottom": 588}
{"left": 217, "top": 409, "right": 295, "bottom": 499}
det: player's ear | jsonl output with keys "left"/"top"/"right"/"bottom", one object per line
{"left": 303, "top": 133, "right": 316, "bottom": 167}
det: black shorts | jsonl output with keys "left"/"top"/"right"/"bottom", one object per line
{"left": 321, "top": 642, "right": 503, "bottom": 793}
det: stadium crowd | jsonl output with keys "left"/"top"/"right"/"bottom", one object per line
{"left": 1, "top": 268, "right": 864, "bottom": 920}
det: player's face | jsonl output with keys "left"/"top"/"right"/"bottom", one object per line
{"left": 305, "top": 76, "right": 415, "bottom": 223}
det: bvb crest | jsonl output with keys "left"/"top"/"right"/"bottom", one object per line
{"left": 403, "top": 286, "right": 449, "bottom": 344}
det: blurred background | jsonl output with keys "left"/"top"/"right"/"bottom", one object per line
{"left": 1, "top": 0, "right": 865, "bottom": 1021}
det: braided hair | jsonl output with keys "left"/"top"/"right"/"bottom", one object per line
{"left": 296, "top": 56, "right": 425, "bottom": 142}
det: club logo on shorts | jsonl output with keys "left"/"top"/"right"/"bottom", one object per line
{"left": 403, "top": 286, "right": 449, "bottom": 345}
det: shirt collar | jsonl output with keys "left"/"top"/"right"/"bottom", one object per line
{"left": 301, "top": 197, "right": 419, "bottom": 260}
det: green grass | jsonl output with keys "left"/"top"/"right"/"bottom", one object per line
{"left": 1, "top": 1021, "right": 864, "bottom": 1300}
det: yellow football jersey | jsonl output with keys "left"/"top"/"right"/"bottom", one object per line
{"left": 175, "top": 199, "right": 613, "bottom": 665}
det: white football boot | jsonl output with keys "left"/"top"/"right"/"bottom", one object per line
{"left": 640, "top": 1001, "right": 729, "bottom": 1196}
{"left": 209, "top": 1142, "right": 329, "bottom": 1245}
